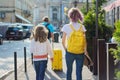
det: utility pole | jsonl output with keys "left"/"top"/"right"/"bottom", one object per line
{"left": 73, "top": 1, "right": 78, "bottom": 8}
{"left": 60, "top": 0, "right": 63, "bottom": 26}
{"left": 96, "top": 0, "right": 98, "bottom": 39}
{"left": 86, "top": 0, "right": 89, "bottom": 13}
{"left": 93, "top": 0, "right": 98, "bottom": 76}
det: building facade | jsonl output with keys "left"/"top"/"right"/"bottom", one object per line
{"left": 33, "top": 0, "right": 91, "bottom": 27}
{"left": 0, "top": 0, "right": 34, "bottom": 23}
{"left": 0, "top": 0, "right": 92, "bottom": 26}
{"left": 103, "top": 0, "right": 120, "bottom": 27}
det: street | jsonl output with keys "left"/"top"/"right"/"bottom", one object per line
{"left": 0, "top": 38, "right": 95, "bottom": 80}
{"left": 0, "top": 39, "right": 31, "bottom": 78}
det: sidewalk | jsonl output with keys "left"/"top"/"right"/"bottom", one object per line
{"left": 3, "top": 38, "right": 95, "bottom": 80}
{"left": 4, "top": 58, "right": 94, "bottom": 80}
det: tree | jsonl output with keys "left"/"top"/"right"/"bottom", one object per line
{"left": 110, "top": 20, "right": 120, "bottom": 80}
{"left": 82, "top": 0, "right": 113, "bottom": 41}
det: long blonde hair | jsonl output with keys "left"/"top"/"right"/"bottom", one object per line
{"left": 30, "top": 25, "right": 48, "bottom": 43}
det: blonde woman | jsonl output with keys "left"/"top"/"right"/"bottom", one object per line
{"left": 61, "top": 7, "right": 87, "bottom": 80}
{"left": 30, "top": 25, "right": 53, "bottom": 80}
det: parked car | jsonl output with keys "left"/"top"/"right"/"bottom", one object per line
{"left": 0, "top": 34, "right": 3, "bottom": 45}
{"left": 5, "top": 25, "right": 26, "bottom": 40}
{"left": 20, "top": 24, "right": 34, "bottom": 38}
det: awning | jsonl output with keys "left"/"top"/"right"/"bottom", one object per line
{"left": 15, "top": 14, "right": 31, "bottom": 23}
{"left": 103, "top": 0, "right": 120, "bottom": 12}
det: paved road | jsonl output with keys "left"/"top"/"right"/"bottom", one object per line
{"left": 0, "top": 39, "right": 31, "bottom": 79}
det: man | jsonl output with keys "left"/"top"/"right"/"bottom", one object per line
{"left": 40, "top": 16, "right": 54, "bottom": 42}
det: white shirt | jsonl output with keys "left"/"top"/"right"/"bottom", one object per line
{"left": 61, "top": 22, "right": 86, "bottom": 38}
{"left": 30, "top": 39, "right": 53, "bottom": 61}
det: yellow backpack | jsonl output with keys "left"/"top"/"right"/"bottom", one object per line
{"left": 67, "top": 24, "right": 86, "bottom": 54}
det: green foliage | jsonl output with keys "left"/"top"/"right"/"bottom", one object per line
{"left": 82, "top": 0, "right": 113, "bottom": 41}
{"left": 92, "top": 0, "right": 107, "bottom": 8}
{"left": 110, "top": 20, "right": 120, "bottom": 79}
{"left": 111, "top": 20, "right": 120, "bottom": 60}
{"left": 110, "top": 47, "right": 120, "bottom": 60}
{"left": 114, "top": 21, "right": 120, "bottom": 42}
{"left": 83, "top": 10, "right": 95, "bottom": 39}
{"left": 81, "top": 6, "right": 88, "bottom": 15}
{"left": 81, "top": 0, "right": 119, "bottom": 79}
{"left": 116, "top": 71, "right": 120, "bottom": 80}
{"left": 83, "top": 10, "right": 113, "bottom": 41}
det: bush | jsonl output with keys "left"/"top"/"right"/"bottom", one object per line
{"left": 110, "top": 20, "right": 120, "bottom": 79}
{"left": 83, "top": 10, "right": 113, "bottom": 42}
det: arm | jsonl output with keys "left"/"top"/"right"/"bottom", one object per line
{"left": 47, "top": 39, "right": 53, "bottom": 61}
{"left": 84, "top": 33, "right": 94, "bottom": 66}
{"left": 62, "top": 32, "right": 67, "bottom": 50}
{"left": 49, "top": 24, "right": 54, "bottom": 42}
{"left": 84, "top": 32, "right": 88, "bottom": 55}
{"left": 85, "top": 53, "right": 94, "bottom": 66}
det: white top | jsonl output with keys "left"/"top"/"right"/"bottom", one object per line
{"left": 30, "top": 39, "right": 53, "bottom": 61}
{"left": 61, "top": 22, "right": 86, "bottom": 38}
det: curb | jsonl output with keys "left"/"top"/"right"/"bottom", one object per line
{"left": 0, "top": 70, "right": 14, "bottom": 80}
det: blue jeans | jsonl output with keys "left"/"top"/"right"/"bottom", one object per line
{"left": 65, "top": 51, "right": 84, "bottom": 80}
{"left": 33, "top": 60, "right": 48, "bottom": 80}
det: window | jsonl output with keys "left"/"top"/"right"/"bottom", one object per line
{"left": 53, "top": 13, "right": 57, "bottom": 20}
{"left": 52, "top": 7, "right": 58, "bottom": 20}
{"left": 0, "top": 12, "right": 5, "bottom": 19}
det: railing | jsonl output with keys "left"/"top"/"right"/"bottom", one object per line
{"left": 92, "top": 39, "right": 119, "bottom": 80}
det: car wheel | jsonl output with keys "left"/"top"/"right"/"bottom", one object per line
{"left": 19, "top": 36, "right": 24, "bottom": 40}
{"left": 6, "top": 38, "right": 9, "bottom": 40}
{"left": 0, "top": 39, "right": 3, "bottom": 45}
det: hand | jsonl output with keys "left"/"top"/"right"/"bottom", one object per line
{"left": 90, "top": 61, "right": 94, "bottom": 66}
{"left": 50, "top": 58, "right": 53, "bottom": 62}
{"left": 84, "top": 50, "right": 88, "bottom": 55}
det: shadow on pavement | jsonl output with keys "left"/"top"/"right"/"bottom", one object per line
{"left": 25, "top": 72, "right": 29, "bottom": 80}
{"left": 45, "top": 69, "right": 66, "bottom": 80}
{"left": 54, "top": 71, "right": 66, "bottom": 79}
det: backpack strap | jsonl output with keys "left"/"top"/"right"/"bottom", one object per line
{"left": 70, "top": 23, "right": 83, "bottom": 32}
{"left": 45, "top": 23, "right": 50, "bottom": 28}
{"left": 70, "top": 24, "right": 76, "bottom": 31}
{"left": 78, "top": 24, "right": 83, "bottom": 32}
{"left": 44, "top": 23, "right": 51, "bottom": 39}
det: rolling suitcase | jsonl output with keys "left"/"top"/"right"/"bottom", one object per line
{"left": 52, "top": 49, "right": 63, "bottom": 71}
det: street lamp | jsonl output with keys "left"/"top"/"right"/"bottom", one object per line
{"left": 60, "top": 0, "right": 63, "bottom": 25}
{"left": 96, "top": 0, "right": 98, "bottom": 38}
{"left": 86, "top": 0, "right": 89, "bottom": 12}
{"left": 73, "top": 1, "right": 78, "bottom": 7}
{"left": 93, "top": 0, "right": 98, "bottom": 76}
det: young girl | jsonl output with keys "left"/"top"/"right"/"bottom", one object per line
{"left": 30, "top": 25, "right": 53, "bottom": 80}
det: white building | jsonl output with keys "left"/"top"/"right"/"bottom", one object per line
{"left": 33, "top": 0, "right": 92, "bottom": 28}
{"left": 103, "top": 0, "right": 120, "bottom": 27}
{"left": 0, "top": 0, "right": 92, "bottom": 26}
{"left": 0, "top": 0, "right": 34, "bottom": 23}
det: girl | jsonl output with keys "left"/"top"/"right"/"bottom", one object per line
{"left": 30, "top": 25, "right": 53, "bottom": 80}
{"left": 61, "top": 7, "right": 87, "bottom": 80}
